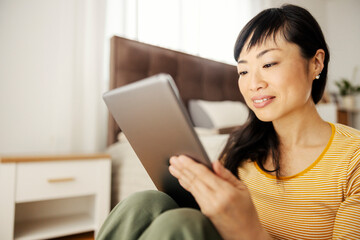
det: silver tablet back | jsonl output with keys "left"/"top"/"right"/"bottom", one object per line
{"left": 103, "top": 73, "right": 211, "bottom": 208}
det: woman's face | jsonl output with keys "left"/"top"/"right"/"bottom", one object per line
{"left": 237, "top": 35, "right": 315, "bottom": 122}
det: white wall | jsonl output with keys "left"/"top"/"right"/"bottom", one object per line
{"left": 326, "top": 0, "right": 360, "bottom": 90}
{"left": 0, "top": 0, "right": 108, "bottom": 155}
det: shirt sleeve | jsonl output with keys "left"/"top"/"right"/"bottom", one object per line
{"left": 332, "top": 147, "right": 360, "bottom": 239}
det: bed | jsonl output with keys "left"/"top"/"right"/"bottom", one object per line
{"left": 106, "top": 36, "right": 248, "bottom": 207}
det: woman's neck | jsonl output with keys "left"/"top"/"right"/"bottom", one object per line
{"left": 272, "top": 101, "right": 331, "bottom": 149}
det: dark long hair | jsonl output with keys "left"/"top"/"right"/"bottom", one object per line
{"left": 220, "top": 4, "right": 330, "bottom": 178}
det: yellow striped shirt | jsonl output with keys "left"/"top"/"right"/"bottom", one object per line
{"left": 238, "top": 123, "right": 360, "bottom": 239}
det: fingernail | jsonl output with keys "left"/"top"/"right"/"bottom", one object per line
{"left": 169, "top": 156, "right": 177, "bottom": 164}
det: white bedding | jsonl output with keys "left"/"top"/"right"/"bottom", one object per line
{"left": 106, "top": 133, "right": 229, "bottom": 208}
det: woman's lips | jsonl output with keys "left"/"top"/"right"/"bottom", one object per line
{"left": 251, "top": 96, "right": 276, "bottom": 108}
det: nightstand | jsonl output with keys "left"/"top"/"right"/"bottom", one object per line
{"left": 0, "top": 154, "right": 111, "bottom": 240}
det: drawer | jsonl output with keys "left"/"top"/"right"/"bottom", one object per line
{"left": 15, "top": 160, "right": 100, "bottom": 203}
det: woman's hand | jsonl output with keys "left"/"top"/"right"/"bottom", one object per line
{"left": 169, "top": 155, "right": 272, "bottom": 240}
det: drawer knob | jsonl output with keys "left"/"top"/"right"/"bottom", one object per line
{"left": 47, "top": 177, "right": 75, "bottom": 183}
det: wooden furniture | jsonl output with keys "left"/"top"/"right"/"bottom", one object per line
{"left": 338, "top": 108, "right": 350, "bottom": 126}
{"left": 53, "top": 231, "right": 94, "bottom": 240}
{"left": 337, "top": 107, "right": 360, "bottom": 127}
{"left": 0, "top": 154, "right": 111, "bottom": 240}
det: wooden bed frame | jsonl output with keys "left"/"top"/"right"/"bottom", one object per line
{"left": 107, "top": 36, "right": 244, "bottom": 145}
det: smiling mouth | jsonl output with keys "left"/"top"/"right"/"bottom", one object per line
{"left": 253, "top": 97, "right": 275, "bottom": 103}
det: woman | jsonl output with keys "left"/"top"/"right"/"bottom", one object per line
{"left": 97, "top": 4, "right": 360, "bottom": 240}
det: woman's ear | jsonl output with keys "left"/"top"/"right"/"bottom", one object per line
{"left": 312, "top": 49, "right": 325, "bottom": 79}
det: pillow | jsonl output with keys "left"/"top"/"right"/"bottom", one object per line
{"left": 117, "top": 132, "right": 129, "bottom": 142}
{"left": 189, "top": 100, "right": 249, "bottom": 128}
{"left": 194, "top": 127, "right": 219, "bottom": 136}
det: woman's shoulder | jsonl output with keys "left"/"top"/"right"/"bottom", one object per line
{"left": 331, "top": 123, "right": 360, "bottom": 160}
{"left": 324, "top": 124, "right": 360, "bottom": 181}
{"left": 333, "top": 123, "right": 360, "bottom": 141}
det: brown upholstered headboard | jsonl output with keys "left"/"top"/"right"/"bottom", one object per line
{"left": 107, "top": 36, "right": 243, "bottom": 146}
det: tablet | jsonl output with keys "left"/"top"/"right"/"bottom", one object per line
{"left": 103, "top": 73, "right": 212, "bottom": 208}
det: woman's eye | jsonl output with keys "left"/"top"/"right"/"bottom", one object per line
{"left": 263, "top": 62, "right": 277, "bottom": 68}
{"left": 239, "top": 71, "right": 248, "bottom": 76}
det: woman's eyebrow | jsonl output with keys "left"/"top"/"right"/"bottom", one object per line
{"left": 256, "top": 48, "right": 281, "bottom": 58}
{"left": 237, "top": 59, "right": 247, "bottom": 64}
{"left": 237, "top": 48, "right": 281, "bottom": 64}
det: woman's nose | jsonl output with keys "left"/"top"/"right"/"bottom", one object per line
{"left": 249, "top": 72, "right": 267, "bottom": 91}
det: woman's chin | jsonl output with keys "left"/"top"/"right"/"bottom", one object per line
{"left": 254, "top": 112, "right": 275, "bottom": 122}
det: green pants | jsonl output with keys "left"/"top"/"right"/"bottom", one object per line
{"left": 97, "top": 190, "right": 222, "bottom": 240}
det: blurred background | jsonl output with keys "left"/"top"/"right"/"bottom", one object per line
{"left": 0, "top": 0, "right": 359, "bottom": 155}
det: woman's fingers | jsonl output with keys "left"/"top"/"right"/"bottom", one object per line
{"left": 169, "top": 156, "right": 247, "bottom": 201}
{"left": 169, "top": 164, "right": 194, "bottom": 190}
{"left": 169, "top": 156, "right": 214, "bottom": 209}
{"left": 169, "top": 155, "right": 217, "bottom": 194}
{"left": 169, "top": 156, "right": 265, "bottom": 240}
